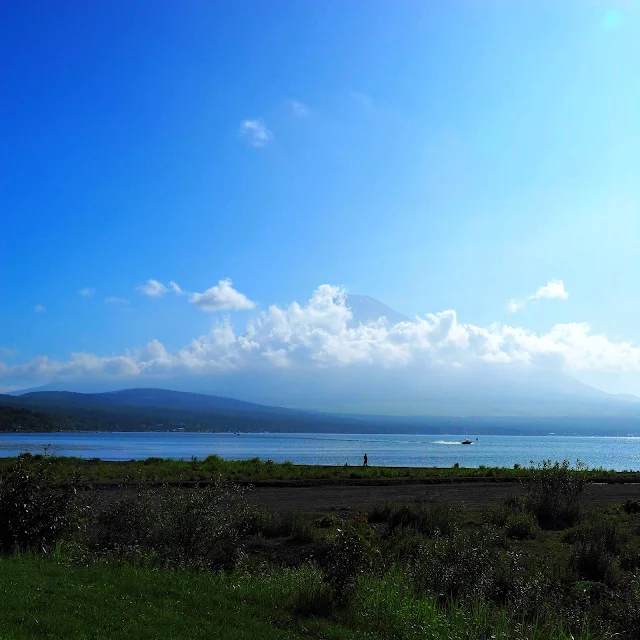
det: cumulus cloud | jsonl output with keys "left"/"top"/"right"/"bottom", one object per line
{"left": 105, "top": 297, "right": 130, "bottom": 304}
{"left": 239, "top": 119, "right": 273, "bottom": 147}
{"left": 78, "top": 288, "right": 95, "bottom": 297}
{"left": 532, "top": 280, "right": 568, "bottom": 301}
{"left": 4, "top": 284, "right": 640, "bottom": 389}
{"left": 289, "top": 100, "right": 311, "bottom": 117}
{"left": 508, "top": 279, "right": 568, "bottom": 313}
{"left": 34, "top": 305, "right": 45, "bottom": 313}
{"left": 138, "top": 279, "right": 168, "bottom": 297}
{"left": 189, "top": 279, "right": 255, "bottom": 312}
{"left": 137, "top": 279, "right": 185, "bottom": 297}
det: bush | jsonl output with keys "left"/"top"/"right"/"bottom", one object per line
{"left": 244, "top": 508, "right": 314, "bottom": 542}
{"left": 623, "top": 499, "right": 640, "bottom": 514}
{"left": 409, "top": 528, "right": 509, "bottom": 603}
{"left": 92, "top": 490, "right": 156, "bottom": 552}
{"left": 383, "top": 529, "right": 426, "bottom": 561}
{"left": 569, "top": 542, "right": 615, "bottom": 584}
{"left": 314, "top": 514, "right": 338, "bottom": 529}
{"left": 325, "top": 521, "right": 379, "bottom": 603}
{"left": 90, "top": 482, "right": 248, "bottom": 570}
{"left": 505, "top": 513, "right": 539, "bottom": 540}
{"left": 367, "top": 503, "right": 392, "bottom": 523}
{"left": 408, "top": 530, "right": 560, "bottom": 621}
{"left": 563, "top": 514, "right": 625, "bottom": 555}
{"left": 372, "top": 503, "right": 458, "bottom": 538}
{"left": 0, "top": 455, "right": 80, "bottom": 552}
{"left": 488, "top": 496, "right": 527, "bottom": 528}
{"left": 522, "top": 460, "right": 587, "bottom": 529}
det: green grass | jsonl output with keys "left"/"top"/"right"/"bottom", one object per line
{"left": 0, "top": 555, "right": 596, "bottom": 640}
{"left": 1, "top": 453, "right": 631, "bottom": 486}
{"left": 0, "top": 556, "right": 365, "bottom": 640}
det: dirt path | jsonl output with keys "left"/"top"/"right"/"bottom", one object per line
{"left": 247, "top": 482, "right": 640, "bottom": 513}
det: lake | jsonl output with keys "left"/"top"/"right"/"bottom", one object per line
{"left": 0, "top": 432, "right": 639, "bottom": 470}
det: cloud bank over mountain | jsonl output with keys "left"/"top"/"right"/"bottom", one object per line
{"left": 3, "top": 285, "right": 640, "bottom": 402}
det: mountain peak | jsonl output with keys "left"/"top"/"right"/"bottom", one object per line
{"left": 346, "top": 294, "right": 409, "bottom": 325}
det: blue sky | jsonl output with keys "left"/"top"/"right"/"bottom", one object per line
{"left": 2, "top": 1, "right": 640, "bottom": 398}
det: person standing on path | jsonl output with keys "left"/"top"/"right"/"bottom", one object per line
{"left": 363, "top": 453, "right": 368, "bottom": 467}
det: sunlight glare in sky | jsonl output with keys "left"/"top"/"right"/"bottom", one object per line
{"left": 602, "top": 10, "right": 622, "bottom": 31}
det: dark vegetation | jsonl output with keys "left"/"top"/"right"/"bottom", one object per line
{"left": 0, "top": 405, "right": 58, "bottom": 432}
{"left": 2, "top": 455, "right": 640, "bottom": 637}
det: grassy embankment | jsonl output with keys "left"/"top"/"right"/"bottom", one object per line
{"left": 0, "top": 453, "right": 635, "bottom": 486}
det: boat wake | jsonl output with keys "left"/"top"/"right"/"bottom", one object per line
{"left": 432, "top": 440, "right": 468, "bottom": 446}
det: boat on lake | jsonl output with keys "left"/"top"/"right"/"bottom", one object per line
{"left": 461, "top": 439, "right": 473, "bottom": 445}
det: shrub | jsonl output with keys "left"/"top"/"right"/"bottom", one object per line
{"left": 383, "top": 504, "right": 458, "bottom": 538}
{"left": 563, "top": 514, "right": 625, "bottom": 555}
{"left": 314, "top": 514, "right": 338, "bottom": 529}
{"left": 383, "top": 529, "right": 426, "bottom": 561}
{"left": 522, "top": 460, "right": 587, "bottom": 529}
{"left": 569, "top": 542, "right": 615, "bottom": 584}
{"left": 620, "top": 541, "right": 640, "bottom": 571}
{"left": 505, "top": 513, "right": 539, "bottom": 540}
{"left": 409, "top": 528, "right": 509, "bottom": 603}
{"left": 488, "top": 496, "right": 527, "bottom": 528}
{"left": 325, "top": 521, "right": 379, "bottom": 603}
{"left": 0, "top": 455, "right": 80, "bottom": 552}
{"left": 90, "top": 481, "right": 248, "bottom": 570}
{"left": 623, "top": 499, "right": 640, "bottom": 514}
{"left": 143, "top": 457, "right": 164, "bottom": 465}
{"left": 244, "top": 508, "right": 314, "bottom": 541}
{"left": 367, "top": 503, "right": 393, "bottom": 523}
{"left": 92, "top": 490, "right": 156, "bottom": 552}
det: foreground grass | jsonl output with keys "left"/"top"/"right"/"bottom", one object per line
{"left": 0, "top": 556, "right": 591, "bottom": 640}
{"left": 0, "top": 556, "right": 366, "bottom": 640}
{"left": 0, "top": 453, "right": 631, "bottom": 486}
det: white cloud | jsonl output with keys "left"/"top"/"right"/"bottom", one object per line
{"left": 138, "top": 279, "right": 168, "bottom": 297}
{"left": 137, "top": 279, "right": 185, "bottom": 297}
{"left": 105, "top": 297, "right": 130, "bottom": 304}
{"left": 289, "top": 100, "right": 310, "bottom": 117}
{"left": 35, "top": 305, "right": 45, "bottom": 313}
{"left": 239, "top": 119, "right": 273, "bottom": 147}
{"left": 190, "top": 279, "right": 255, "bottom": 312}
{"left": 78, "top": 288, "right": 95, "bottom": 297}
{"left": 5, "top": 284, "right": 640, "bottom": 388}
{"left": 508, "top": 279, "right": 569, "bottom": 312}
{"left": 506, "top": 300, "right": 524, "bottom": 313}
{"left": 532, "top": 280, "right": 568, "bottom": 301}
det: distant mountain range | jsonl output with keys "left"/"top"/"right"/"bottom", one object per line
{"left": 2, "top": 387, "right": 640, "bottom": 436}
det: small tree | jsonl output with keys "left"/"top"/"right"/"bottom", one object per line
{"left": 522, "top": 459, "right": 587, "bottom": 529}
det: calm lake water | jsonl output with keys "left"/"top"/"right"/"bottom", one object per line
{"left": 1, "top": 432, "right": 640, "bottom": 470}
